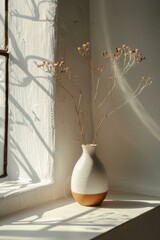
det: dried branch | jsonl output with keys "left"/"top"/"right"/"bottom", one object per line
{"left": 37, "top": 42, "right": 152, "bottom": 145}
{"left": 37, "top": 60, "right": 86, "bottom": 145}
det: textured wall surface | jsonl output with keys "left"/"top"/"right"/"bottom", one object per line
{"left": 54, "top": 0, "right": 93, "bottom": 197}
{"left": 7, "top": 0, "right": 57, "bottom": 182}
{"left": 90, "top": 0, "right": 160, "bottom": 196}
{"left": 4, "top": 0, "right": 92, "bottom": 201}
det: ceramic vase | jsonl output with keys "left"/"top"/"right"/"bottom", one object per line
{"left": 71, "top": 144, "right": 108, "bottom": 206}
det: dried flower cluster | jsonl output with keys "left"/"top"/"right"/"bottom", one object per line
{"left": 77, "top": 42, "right": 90, "bottom": 57}
{"left": 37, "top": 42, "right": 152, "bottom": 145}
{"left": 37, "top": 60, "right": 71, "bottom": 76}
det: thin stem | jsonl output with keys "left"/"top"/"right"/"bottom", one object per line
{"left": 107, "top": 79, "right": 145, "bottom": 117}
{"left": 92, "top": 77, "right": 148, "bottom": 144}
{"left": 78, "top": 91, "right": 82, "bottom": 110}
{"left": 93, "top": 91, "right": 112, "bottom": 144}
{"left": 58, "top": 82, "right": 86, "bottom": 145}
{"left": 97, "top": 77, "right": 117, "bottom": 109}
{"left": 93, "top": 76, "right": 100, "bottom": 101}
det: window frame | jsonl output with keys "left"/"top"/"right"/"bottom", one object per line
{"left": 0, "top": 0, "right": 9, "bottom": 178}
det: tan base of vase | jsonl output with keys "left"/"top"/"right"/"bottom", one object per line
{"left": 72, "top": 191, "right": 108, "bottom": 206}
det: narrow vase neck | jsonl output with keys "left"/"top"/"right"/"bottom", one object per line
{"left": 82, "top": 144, "right": 97, "bottom": 156}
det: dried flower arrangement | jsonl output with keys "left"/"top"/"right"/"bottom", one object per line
{"left": 37, "top": 42, "right": 152, "bottom": 145}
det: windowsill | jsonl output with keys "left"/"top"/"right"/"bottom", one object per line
{"left": 0, "top": 190, "right": 160, "bottom": 240}
{"left": 0, "top": 177, "right": 53, "bottom": 198}
{"left": 0, "top": 178, "right": 56, "bottom": 217}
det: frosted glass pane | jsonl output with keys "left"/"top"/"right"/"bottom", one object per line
{"left": 0, "top": 1, "right": 5, "bottom": 49}
{"left": 0, "top": 55, "right": 5, "bottom": 174}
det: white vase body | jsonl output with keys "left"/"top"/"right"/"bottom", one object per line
{"left": 71, "top": 144, "right": 108, "bottom": 206}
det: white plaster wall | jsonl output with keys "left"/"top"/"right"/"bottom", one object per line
{"left": 4, "top": 0, "right": 92, "bottom": 201}
{"left": 54, "top": 0, "right": 93, "bottom": 198}
{"left": 7, "top": 0, "right": 57, "bottom": 182}
{"left": 1, "top": 0, "right": 93, "bottom": 217}
{"left": 90, "top": 0, "right": 160, "bottom": 197}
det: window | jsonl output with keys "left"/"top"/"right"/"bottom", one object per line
{"left": 0, "top": 0, "right": 8, "bottom": 177}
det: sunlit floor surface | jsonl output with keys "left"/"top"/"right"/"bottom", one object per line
{"left": 0, "top": 191, "right": 160, "bottom": 240}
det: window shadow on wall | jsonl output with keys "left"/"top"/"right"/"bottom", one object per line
{"left": 6, "top": 0, "right": 56, "bottom": 182}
